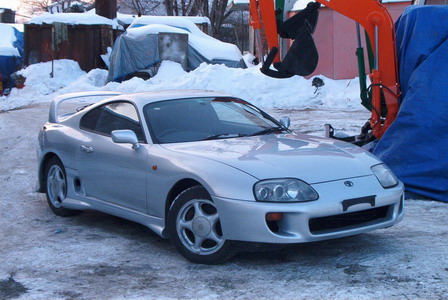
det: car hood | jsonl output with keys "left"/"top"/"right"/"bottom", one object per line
{"left": 160, "top": 133, "right": 380, "bottom": 184}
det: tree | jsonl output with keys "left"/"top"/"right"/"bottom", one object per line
{"left": 162, "top": 0, "right": 232, "bottom": 38}
{"left": 122, "top": 0, "right": 164, "bottom": 16}
{"left": 21, "top": 0, "right": 94, "bottom": 15}
{"left": 21, "top": 0, "right": 53, "bottom": 15}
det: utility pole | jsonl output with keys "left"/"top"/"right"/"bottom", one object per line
{"left": 95, "top": 0, "right": 117, "bottom": 19}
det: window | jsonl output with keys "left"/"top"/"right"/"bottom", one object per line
{"left": 144, "top": 97, "right": 280, "bottom": 144}
{"left": 212, "top": 100, "right": 273, "bottom": 127}
{"left": 80, "top": 101, "right": 146, "bottom": 142}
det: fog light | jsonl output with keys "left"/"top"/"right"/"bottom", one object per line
{"left": 266, "top": 212, "right": 284, "bottom": 221}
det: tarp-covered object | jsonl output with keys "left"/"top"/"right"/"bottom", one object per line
{"left": 0, "top": 24, "right": 24, "bottom": 90}
{"left": 373, "top": 6, "right": 448, "bottom": 202}
{"left": 107, "top": 21, "right": 245, "bottom": 82}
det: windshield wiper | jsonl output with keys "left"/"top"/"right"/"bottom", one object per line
{"left": 202, "top": 133, "right": 247, "bottom": 141}
{"left": 251, "top": 126, "right": 288, "bottom": 136}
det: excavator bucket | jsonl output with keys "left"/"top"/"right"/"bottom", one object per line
{"left": 278, "top": 2, "right": 320, "bottom": 38}
{"left": 261, "top": 1, "right": 320, "bottom": 78}
{"left": 261, "top": 22, "right": 319, "bottom": 78}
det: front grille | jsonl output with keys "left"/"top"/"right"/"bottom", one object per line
{"left": 309, "top": 205, "right": 391, "bottom": 234}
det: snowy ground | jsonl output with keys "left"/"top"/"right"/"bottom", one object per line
{"left": 0, "top": 61, "right": 447, "bottom": 299}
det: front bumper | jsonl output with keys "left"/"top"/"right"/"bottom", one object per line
{"left": 213, "top": 175, "right": 404, "bottom": 243}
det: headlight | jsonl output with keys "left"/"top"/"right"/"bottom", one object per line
{"left": 254, "top": 178, "right": 319, "bottom": 202}
{"left": 371, "top": 164, "right": 399, "bottom": 188}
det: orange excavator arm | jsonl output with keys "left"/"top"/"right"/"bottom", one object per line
{"left": 249, "top": 0, "right": 281, "bottom": 63}
{"left": 314, "top": 0, "right": 400, "bottom": 139}
{"left": 251, "top": 0, "right": 401, "bottom": 140}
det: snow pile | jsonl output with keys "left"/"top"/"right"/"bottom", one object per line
{"left": 30, "top": 12, "right": 121, "bottom": 28}
{"left": 0, "top": 60, "right": 86, "bottom": 111}
{"left": 0, "top": 23, "right": 20, "bottom": 57}
{"left": 116, "top": 12, "right": 137, "bottom": 26}
{"left": 0, "top": 59, "right": 365, "bottom": 112}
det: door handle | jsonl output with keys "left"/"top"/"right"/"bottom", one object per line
{"left": 80, "top": 145, "right": 94, "bottom": 153}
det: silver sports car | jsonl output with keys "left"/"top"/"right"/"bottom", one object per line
{"left": 37, "top": 90, "right": 404, "bottom": 263}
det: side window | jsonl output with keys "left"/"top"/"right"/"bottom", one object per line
{"left": 80, "top": 106, "right": 101, "bottom": 131}
{"left": 80, "top": 102, "right": 146, "bottom": 142}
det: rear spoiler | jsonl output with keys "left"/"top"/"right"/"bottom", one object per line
{"left": 49, "top": 91, "right": 123, "bottom": 123}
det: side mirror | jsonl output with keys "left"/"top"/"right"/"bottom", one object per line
{"left": 279, "top": 116, "right": 290, "bottom": 129}
{"left": 111, "top": 130, "right": 141, "bottom": 150}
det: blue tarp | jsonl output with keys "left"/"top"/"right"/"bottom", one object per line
{"left": 373, "top": 6, "right": 448, "bottom": 202}
{"left": 0, "top": 26, "right": 24, "bottom": 90}
{"left": 108, "top": 30, "right": 246, "bottom": 82}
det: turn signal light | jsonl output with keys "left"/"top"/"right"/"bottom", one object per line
{"left": 266, "top": 212, "right": 283, "bottom": 221}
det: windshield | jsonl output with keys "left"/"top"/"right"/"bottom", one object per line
{"left": 144, "top": 97, "right": 284, "bottom": 144}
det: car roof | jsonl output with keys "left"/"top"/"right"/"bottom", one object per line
{"left": 50, "top": 89, "right": 234, "bottom": 123}
{"left": 103, "top": 89, "right": 234, "bottom": 107}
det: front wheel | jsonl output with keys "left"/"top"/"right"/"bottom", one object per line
{"left": 45, "top": 157, "right": 79, "bottom": 217}
{"left": 168, "top": 186, "right": 236, "bottom": 264}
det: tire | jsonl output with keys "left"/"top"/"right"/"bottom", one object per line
{"left": 168, "top": 186, "right": 236, "bottom": 264}
{"left": 45, "top": 157, "right": 79, "bottom": 217}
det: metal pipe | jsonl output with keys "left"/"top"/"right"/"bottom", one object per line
{"left": 374, "top": 25, "right": 379, "bottom": 70}
{"left": 356, "top": 23, "right": 362, "bottom": 48}
{"left": 255, "top": 29, "right": 264, "bottom": 63}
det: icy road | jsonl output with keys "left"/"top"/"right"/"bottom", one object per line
{"left": 0, "top": 103, "right": 447, "bottom": 300}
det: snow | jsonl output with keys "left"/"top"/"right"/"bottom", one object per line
{"left": 130, "top": 15, "right": 211, "bottom": 26}
{"left": 86, "top": 9, "right": 138, "bottom": 26}
{"left": 30, "top": 12, "right": 121, "bottom": 28}
{"left": 0, "top": 93, "right": 447, "bottom": 300}
{"left": 292, "top": 0, "right": 318, "bottom": 11}
{"left": 7, "top": 60, "right": 86, "bottom": 101}
{"left": 116, "top": 12, "right": 137, "bottom": 25}
{"left": 0, "top": 23, "right": 20, "bottom": 57}
{"left": 7, "top": 24, "right": 24, "bottom": 32}
{"left": 0, "top": 59, "right": 365, "bottom": 112}
{"left": 0, "top": 54, "right": 446, "bottom": 300}
{"left": 126, "top": 24, "right": 242, "bottom": 61}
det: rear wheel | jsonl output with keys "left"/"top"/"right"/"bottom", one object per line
{"left": 45, "top": 157, "right": 79, "bottom": 217}
{"left": 168, "top": 186, "right": 235, "bottom": 264}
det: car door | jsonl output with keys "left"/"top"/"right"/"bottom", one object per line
{"left": 76, "top": 101, "right": 148, "bottom": 213}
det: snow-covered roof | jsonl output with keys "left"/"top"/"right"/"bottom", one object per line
{"left": 0, "top": 23, "right": 20, "bottom": 56}
{"left": 30, "top": 12, "right": 120, "bottom": 28}
{"left": 129, "top": 15, "right": 211, "bottom": 27}
{"left": 126, "top": 23, "right": 241, "bottom": 61}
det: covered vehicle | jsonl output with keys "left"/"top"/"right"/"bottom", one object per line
{"left": 37, "top": 90, "right": 404, "bottom": 263}
{"left": 373, "top": 6, "right": 448, "bottom": 202}
{"left": 0, "top": 23, "right": 24, "bottom": 93}
{"left": 107, "top": 16, "right": 245, "bottom": 82}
